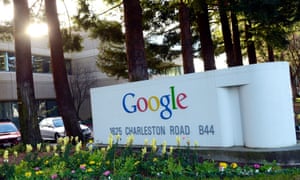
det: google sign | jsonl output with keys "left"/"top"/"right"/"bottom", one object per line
{"left": 122, "top": 86, "right": 188, "bottom": 120}
{"left": 91, "top": 62, "right": 296, "bottom": 148}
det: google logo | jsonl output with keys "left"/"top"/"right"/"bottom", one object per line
{"left": 122, "top": 86, "right": 188, "bottom": 120}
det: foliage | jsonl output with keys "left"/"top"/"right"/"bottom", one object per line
{"left": 61, "top": 29, "right": 83, "bottom": 53}
{"left": 73, "top": 0, "right": 181, "bottom": 79}
{"left": 1, "top": 136, "right": 300, "bottom": 179}
{"left": 0, "top": 24, "right": 13, "bottom": 41}
{"left": 239, "top": 0, "right": 300, "bottom": 49}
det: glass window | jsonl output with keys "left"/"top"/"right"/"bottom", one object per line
{"left": 0, "top": 51, "right": 72, "bottom": 74}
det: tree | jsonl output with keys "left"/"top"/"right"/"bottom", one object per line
{"left": 178, "top": 0, "right": 194, "bottom": 73}
{"left": 73, "top": 0, "right": 179, "bottom": 79}
{"left": 13, "top": 0, "right": 42, "bottom": 145}
{"left": 245, "top": 21, "right": 257, "bottom": 64}
{"left": 69, "top": 66, "right": 97, "bottom": 120}
{"left": 45, "top": 0, "right": 84, "bottom": 141}
{"left": 282, "top": 32, "right": 300, "bottom": 98}
{"left": 123, "top": 0, "right": 149, "bottom": 81}
{"left": 239, "top": 0, "right": 300, "bottom": 62}
{"left": 230, "top": 1, "right": 243, "bottom": 66}
{"left": 218, "top": 0, "right": 235, "bottom": 67}
{"left": 193, "top": 0, "right": 216, "bottom": 71}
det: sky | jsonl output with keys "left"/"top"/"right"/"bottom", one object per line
{"left": 0, "top": 0, "right": 120, "bottom": 37}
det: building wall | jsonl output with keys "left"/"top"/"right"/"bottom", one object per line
{"left": 0, "top": 72, "right": 55, "bottom": 100}
{"left": 0, "top": 33, "right": 126, "bottom": 121}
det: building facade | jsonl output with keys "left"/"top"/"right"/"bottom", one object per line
{"left": 0, "top": 33, "right": 124, "bottom": 125}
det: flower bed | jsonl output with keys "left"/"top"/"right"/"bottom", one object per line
{"left": 1, "top": 135, "right": 300, "bottom": 179}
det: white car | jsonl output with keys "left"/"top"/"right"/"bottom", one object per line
{"left": 39, "top": 117, "right": 92, "bottom": 141}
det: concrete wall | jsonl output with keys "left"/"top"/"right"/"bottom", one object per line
{"left": 91, "top": 62, "right": 296, "bottom": 148}
{"left": 0, "top": 72, "right": 55, "bottom": 101}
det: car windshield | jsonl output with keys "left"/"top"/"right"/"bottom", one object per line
{"left": 53, "top": 119, "right": 64, "bottom": 127}
{"left": 0, "top": 123, "right": 17, "bottom": 133}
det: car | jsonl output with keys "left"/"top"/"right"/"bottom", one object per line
{"left": 39, "top": 117, "right": 93, "bottom": 142}
{"left": 0, "top": 121, "right": 21, "bottom": 147}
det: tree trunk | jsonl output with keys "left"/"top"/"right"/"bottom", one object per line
{"left": 179, "top": 1, "right": 194, "bottom": 74}
{"left": 218, "top": 0, "right": 235, "bottom": 67}
{"left": 245, "top": 21, "right": 257, "bottom": 64}
{"left": 267, "top": 44, "right": 275, "bottom": 62}
{"left": 231, "top": 9, "right": 243, "bottom": 66}
{"left": 123, "top": 0, "right": 148, "bottom": 81}
{"left": 45, "top": 0, "right": 84, "bottom": 141}
{"left": 196, "top": 0, "right": 216, "bottom": 71}
{"left": 13, "top": 0, "right": 42, "bottom": 145}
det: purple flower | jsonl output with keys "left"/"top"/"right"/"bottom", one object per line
{"left": 253, "top": 164, "right": 260, "bottom": 169}
{"left": 103, "top": 170, "right": 111, "bottom": 176}
{"left": 34, "top": 167, "right": 40, "bottom": 171}
{"left": 80, "top": 164, "right": 86, "bottom": 170}
{"left": 51, "top": 173, "right": 58, "bottom": 179}
{"left": 71, "top": 170, "right": 76, "bottom": 174}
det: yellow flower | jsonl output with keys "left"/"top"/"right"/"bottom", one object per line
{"left": 35, "top": 170, "right": 43, "bottom": 175}
{"left": 105, "top": 160, "right": 110, "bottom": 165}
{"left": 25, "top": 172, "right": 32, "bottom": 177}
{"left": 162, "top": 146, "right": 167, "bottom": 155}
{"left": 87, "top": 168, "right": 93, "bottom": 172}
{"left": 151, "top": 138, "right": 157, "bottom": 147}
{"left": 134, "top": 161, "right": 140, "bottom": 166}
{"left": 57, "top": 137, "right": 63, "bottom": 144}
{"left": 115, "top": 134, "right": 121, "bottom": 142}
{"left": 63, "top": 136, "right": 70, "bottom": 145}
{"left": 141, "top": 146, "right": 147, "bottom": 157}
{"left": 162, "top": 141, "right": 167, "bottom": 155}
{"left": 61, "top": 145, "right": 66, "bottom": 152}
{"left": 194, "top": 140, "right": 199, "bottom": 147}
{"left": 101, "top": 147, "right": 106, "bottom": 153}
{"left": 151, "top": 138, "right": 157, "bottom": 152}
{"left": 169, "top": 146, "right": 174, "bottom": 155}
{"left": 89, "top": 161, "right": 95, "bottom": 165}
{"left": 108, "top": 134, "right": 113, "bottom": 148}
{"left": 231, "top": 162, "right": 238, "bottom": 169}
{"left": 3, "top": 150, "right": 9, "bottom": 160}
{"left": 37, "top": 143, "right": 41, "bottom": 151}
{"left": 26, "top": 144, "right": 33, "bottom": 153}
{"left": 53, "top": 145, "right": 57, "bottom": 152}
{"left": 46, "top": 145, "right": 51, "bottom": 153}
{"left": 26, "top": 144, "right": 32, "bottom": 153}
{"left": 13, "top": 151, "right": 18, "bottom": 158}
{"left": 153, "top": 157, "right": 158, "bottom": 162}
{"left": 75, "top": 141, "right": 82, "bottom": 153}
{"left": 176, "top": 136, "right": 181, "bottom": 146}
{"left": 219, "top": 162, "right": 228, "bottom": 169}
{"left": 152, "top": 145, "right": 157, "bottom": 152}
{"left": 44, "top": 160, "right": 49, "bottom": 165}
{"left": 144, "top": 138, "right": 149, "bottom": 146}
{"left": 126, "top": 134, "right": 134, "bottom": 146}
{"left": 75, "top": 136, "right": 79, "bottom": 143}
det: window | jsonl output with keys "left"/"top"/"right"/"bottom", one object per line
{"left": 0, "top": 51, "right": 72, "bottom": 74}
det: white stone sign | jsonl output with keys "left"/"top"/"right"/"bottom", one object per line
{"left": 91, "top": 62, "right": 296, "bottom": 148}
